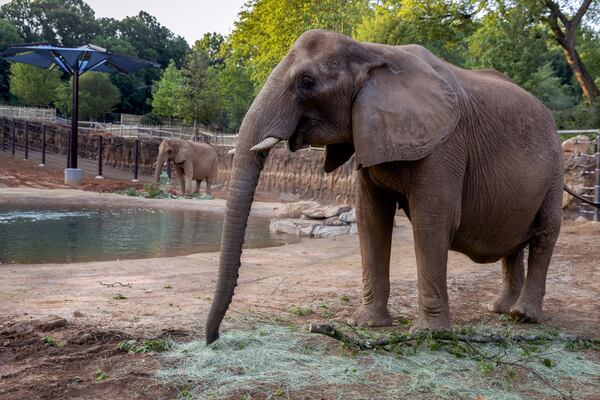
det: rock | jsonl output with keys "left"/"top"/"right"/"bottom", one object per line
{"left": 33, "top": 315, "right": 67, "bottom": 331}
{"left": 562, "top": 135, "right": 593, "bottom": 157}
{"left": 339, "top": 208, "right": 356, "bottom": 223}
{"left": 302, "top": 205, "right": 352, "bottom": 219}
{"left": 274, "top": 201, "right": 321, "bottom": 218}
{"left": 312, "top": 225, "right": 351, "bottom": 238}
{"left": 270, "top": 218, "right": 321, "bottom": 236}
{"left": 73, "top": 311, "right": 84, "bottom": 318}
{"left": 323, "top": 216, "right": 345, "bottom": 226}
{"left": 350, "top": 223, "right": 358, "bottom": 235}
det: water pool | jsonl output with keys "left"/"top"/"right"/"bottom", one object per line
{"left": 0, "top": 205, "right": 296, "bottom": 264}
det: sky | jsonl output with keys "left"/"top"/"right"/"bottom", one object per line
{"left": 0, "top": 0, "right": 248, "bottom": 45}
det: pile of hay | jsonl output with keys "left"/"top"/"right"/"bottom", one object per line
{"left": 158, "top": 325, "right": 600, "bottom": 399}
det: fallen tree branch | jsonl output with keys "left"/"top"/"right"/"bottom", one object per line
{"left": 308, "top": 323, "right": 599, "bottom": 350}
{"left": 99, "top": 281, "right": 132, "bottom": 288}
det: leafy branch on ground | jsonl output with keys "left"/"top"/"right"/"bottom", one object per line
{"left": 116, "top": 338, "right": 171, "bottom": 354}
{"left": 309, "top": 323, "right": 599, "bottom": 399}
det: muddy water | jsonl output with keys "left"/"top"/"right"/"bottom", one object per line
{"left": 0, "top": 205, "right": 297, "bottom": 264}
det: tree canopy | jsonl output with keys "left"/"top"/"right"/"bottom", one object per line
{"left": 0, "top": 0, "right": 598, "bottom": 129}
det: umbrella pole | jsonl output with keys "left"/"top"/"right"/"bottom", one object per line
{"left": 64, "top": 64, "right": 83, "bottom": 185}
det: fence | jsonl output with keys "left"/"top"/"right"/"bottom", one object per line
{"left": 0, "top": 105, "right": 56, "bottom": 122}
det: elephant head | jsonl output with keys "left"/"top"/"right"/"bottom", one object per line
{"left": 205, "top": 30, "right": 461, "bottom": 343}
{"left": 154, "top": 139, "right": 185, "bottom": 182}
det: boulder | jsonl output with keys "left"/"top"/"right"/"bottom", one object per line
{"left": 562, "top": 136, "right": 596, "bottom": 210}
{"left": 274, "top": 201, "right": 321, "bottom": 218}
{"left": 302, "top": 205, "right": 352, "bottom": 219}
{"left": 323, "top": 216, "right": 345, "bottom": 226}
{"left": 270, "top": 218, "right": 322, "bottom": 236}
{"left": 312, "top": 225, "right": 351, "bottom": 238}
{"left": 339, "top": 208, "right": 356, "bottom": 223}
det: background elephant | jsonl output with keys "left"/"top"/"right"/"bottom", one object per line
{"left": 154, "top": 139, "right": 218, "bottom": 197}
{"left": 205, "top": 30, "right": 563, "bottom": 343}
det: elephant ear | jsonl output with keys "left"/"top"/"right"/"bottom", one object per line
{"left": 352, "top": 49, "right": 460, "bottom": 168}
{"left": 172, "top": 143, "right": 186, "bottom": 164}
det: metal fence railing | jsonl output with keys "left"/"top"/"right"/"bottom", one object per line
{"left": 0, "top": 105, "right": 56, "bottom": 121}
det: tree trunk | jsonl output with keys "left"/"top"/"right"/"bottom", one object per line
{"left": 561, "top": 44, "right": 598, "bottom": 106}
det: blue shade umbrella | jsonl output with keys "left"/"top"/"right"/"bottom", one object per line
{"left": 1, "top": 43, "right": 159, "bottom": 179}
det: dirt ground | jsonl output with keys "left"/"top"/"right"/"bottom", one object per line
{"left": 0, "top": 157, "right": 599, "bottom": 399}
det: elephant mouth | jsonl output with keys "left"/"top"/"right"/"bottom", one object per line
{"left": 288, "top": 115, "right": 314, "bottom": 152}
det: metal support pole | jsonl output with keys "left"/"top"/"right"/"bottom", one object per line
{"left": 23, "top": 122, "right": 29, "bottom": 160}
{"left": 594, "top": 133, "right": 600, "bottom": 223}
{"left": 11, "top": 119, "right": 16, "bottom": 156}
{"left": 69, "top": 67, "right": 80, "bottom": 169}
{"left": 40, "top": 124, "right": 46, "bottom": 167}
{"left": 2, "top": 118, "right": 6, "bottom": 151}
{"left": 132, "top": 138, "right": 139, "bottom": 182}
{"left": 96, "top": 135, "right": 104, "bottom": 179}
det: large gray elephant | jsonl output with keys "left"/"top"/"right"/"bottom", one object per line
{"left": 205, "top": 30, "right": 563, "bottom": 343}
{"left": 154, "top": 139, "right": 218, "bottom": 197}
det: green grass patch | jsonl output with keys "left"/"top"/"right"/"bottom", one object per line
{"left": 112, "top": 293, "right": 128, "bottom": 300}
{"left": 42, "top": 335, "right": 64, "bottom": 348}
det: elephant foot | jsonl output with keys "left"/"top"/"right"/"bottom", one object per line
{"left": 348, "top": 305, "right": 392, "bottom": 327}
{"left": 488, "top": 291, "right": 521, "bottom": 314}
{"left": 409, "top": 314, "right": 451, "bottom": 333}
{"left": 509, "top": 298, "right": 543, "bottom": 323}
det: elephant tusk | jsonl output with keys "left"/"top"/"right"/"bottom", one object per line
{"left": 227, "top": 148, "right": 236, "bottom": 155}
{"left": 250, "top": 137, "right": 281, "bottom": 152}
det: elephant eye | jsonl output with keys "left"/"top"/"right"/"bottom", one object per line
{"left": 299, "top": 76, "right": 316, "bottom": 91}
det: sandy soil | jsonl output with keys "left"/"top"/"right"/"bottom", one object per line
{"left": 1, "top": 189, "right": 599, "bottom": 398}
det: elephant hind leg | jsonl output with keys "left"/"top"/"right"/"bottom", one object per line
{"left": 510, "top": 187, "right": 561, "bottom": 323}
{"left": 488, "top": 249, "right": 524, "bottom": 314}
{"left": 194, "top": 179, "right": 202, "bottom": 194}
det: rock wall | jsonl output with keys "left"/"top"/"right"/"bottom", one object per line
{"left": 4, "top": 118, "right": 597, "bottom": 209}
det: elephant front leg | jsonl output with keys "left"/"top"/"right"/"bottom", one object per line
{"left": 349, "top": 171, "right": 396, "bottom": 327}
{"left": 175, "top": 166, "right": 185, "bottom": 195}
{"left": 410, "top": 217, "right": 453, "bottom": 332}
{"left": 182, "top": 161, "right": 194, "bottom": 198}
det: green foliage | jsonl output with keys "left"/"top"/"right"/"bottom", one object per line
{"left": 229, "top": 0, "right": 371, "bottom": 87}
{"left": 0, "top": 18, "right": 23, "bottom": 101}
{"left": 42, "top": 335, "right": 64, "bottom": 347}
{"left": 116, "top": 338, "right": 171, "bottom": 353}
{"left": 55, "top": 72, "right": 120, "bottom": 120}
{"left": 140, "top": 112, "right": 163, "bottom": 126}
{"left": 9, "top": 63, "right": 62, "bottom": 106}
{"left": 356, "top": 0, "right": 481, "bottom": 65}
{"left": 112, "top": 293, "right": 127, "bottom": 300}
{"left": 287, "top": 305, "right": 313, "bottom": 316}
{"left": 142, "top": 183, "right": 163, "bottom": 199}
{"left": 151, "top": 60, "right": 183, "bottom": 118}
{"left": 95, "top": 369, "right": 108, "bottom": 381}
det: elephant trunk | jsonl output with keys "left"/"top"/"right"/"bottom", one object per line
{"left": 205, "top": 73, "right": 298, "bottom": 344}
{"left": 154, "top": 152, "right": 167, "bottom": 182}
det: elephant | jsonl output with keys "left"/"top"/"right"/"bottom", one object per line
{"left": 205, "top": 30, "right": 563, "bottom": 344}
{"left": 154, "top": 138, "right": 218, "bottom": 197}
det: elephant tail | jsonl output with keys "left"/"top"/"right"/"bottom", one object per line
{"left": 563, "top": 184, "right": 600, "bottom": 209}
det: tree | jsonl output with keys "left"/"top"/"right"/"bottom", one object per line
{"left": 355, "top": 0, "right": 482, "bottom": 65}
{"left": 55, "top": 72, "right": 120, "bottom": 120}
{"left": 538, "top": 0, "right": 599, "bottom": 104}
{"left": 229, "top": 0, "right": 371, "bottom": 87}
{"left": 0, "top": 0, "right": 99, "bottom": 46}
{"left": 175, "top": 49, "right": 218, "bottom": 132}
{"left": 9, "top": 63, "right": 62, "bottom": 106}
{"left": 151, "top": 60, "right": 183, "bottom": 119}
{"left": 0, "top": 18, "right": 23, "bottom": 101}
